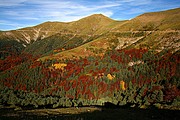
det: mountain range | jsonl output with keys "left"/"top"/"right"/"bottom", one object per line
{"left": 0, "top": 8, "right": 180, "bottom": 110}
{"left": 0, "top": 8, "right": 180, "bottom": 60}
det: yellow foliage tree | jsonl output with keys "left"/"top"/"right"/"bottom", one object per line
{"left": 107, "top": 74, "right": 115, "bottom": 80}
{"left": 120, "top": 80, "right": 126, "bottom": 90}
{"left": 52, "top": 63, "right": 67, "bottom": 70}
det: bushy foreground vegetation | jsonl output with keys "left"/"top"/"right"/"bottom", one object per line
{"left": 0, "top": 48, "right": 179, "bottom": 109}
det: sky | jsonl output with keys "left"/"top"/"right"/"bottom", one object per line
{"left": 0, "top": 0, "right": 180, "bottom": 31}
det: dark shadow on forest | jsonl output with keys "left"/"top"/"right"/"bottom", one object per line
{"left": 0, "top": 103, "right": 179, "bottom": 120}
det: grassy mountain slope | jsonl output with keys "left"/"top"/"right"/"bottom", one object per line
{"left": 113, "top": 8, "right": 180, "bottom": 31}
{"left": 0, "top": 14, "right": 120, "bottom": 57}
{"left": 24, "top": 33, "right": 101, "bottom": 56}
{"left": 1, "top": 14, "right": 118, "bottom": 44}
{"left": 0, "top": 8, "right": 180, "bottom": 60}
{"left": 39, "top": 8, "right": 180, "bottom": 60}
{"left": 40, "top": 31, "right": 179, "bottom": 60}
{"left": 67, "top": 14, "right": 120, "bottom": 34}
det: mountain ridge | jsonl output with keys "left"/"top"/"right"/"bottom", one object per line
{"left": 113, "top": 8, "right": 180, "bottom": 31}
{"left": 0, "top": 8, "right": 180, "bottom": 59}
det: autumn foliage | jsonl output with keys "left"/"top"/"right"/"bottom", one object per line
{"left": 0, "top": 48, "right": 179, "bottom": 108}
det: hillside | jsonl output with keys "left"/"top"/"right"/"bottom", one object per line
{"left": 0, "top": 8, "right": 180, "bottom": 61}
{"left": 1, "top": 8, "right": 179, "bottom": 59}
{"left": 0, "top": 8, "right": 180, "bottom": 111}
{"left": 0, "top": 14, "right": 118, "bottom": 43}
{"left": 40, "top": 8, "right": 180, "bottom": 60}
{"left": 0, "top": 14, "right": 122, "bottom": 57}
{"left": 113, "top": 8, "right": 180, "bottom": 31}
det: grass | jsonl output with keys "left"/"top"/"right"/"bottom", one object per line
{"left": 114, "top": 8, "right": 180, "bottom": 31}
{"left": 39, "top": 35, "right": 110, "bottom": 60}
{"left": 39, "top": 29, "right": 180, "bottom": 61}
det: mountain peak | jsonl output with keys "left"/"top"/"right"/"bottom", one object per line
{"left": 89, "top": 13, "right": 107, "bottom": 17}
{"left": 83, "top": 13, "right": 112, "bottom": 20}
{"left": 72, "top": 13, "right": 114, "bottom": 26}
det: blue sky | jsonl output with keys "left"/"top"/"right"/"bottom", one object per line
{"left": 0, "top": 0, "right": 179, "bottom": 31}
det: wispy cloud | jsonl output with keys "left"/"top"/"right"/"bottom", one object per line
{"left": 0, "top": 20, "right": 29, "bottom": 30}
{"left": 0, "top": 0, "right": 120, "bottom": 22}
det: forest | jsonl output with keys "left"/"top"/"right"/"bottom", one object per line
{"left": 0, "top": 47, "right": 179, "bottom": 109}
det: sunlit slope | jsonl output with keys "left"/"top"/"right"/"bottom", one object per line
{"left": 23, "top": 14, "right": 124, "bottom": 56}
{"left": 113, "top": 8, "right": 180, "bottom": 31}
{"left": 40, "top": 8, "right": 180, "bottom": 60}
{"left": 1, "top": 8, "right": 180, "bottom": 59}
{"left": 0, "top": 14, "right": 120, "bottom": 57}
{"left": 40, "top": 30, "right": 179, "bottom": 60}
{"left": 67, "top": 14, "right": 120, "bottom": 34}
{"left": 0, "top": 14, "right": 118, "bottom": 44}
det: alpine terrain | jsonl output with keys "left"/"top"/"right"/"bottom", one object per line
{"left": 0, "top": 8, "right": 180, "bottom": 118}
